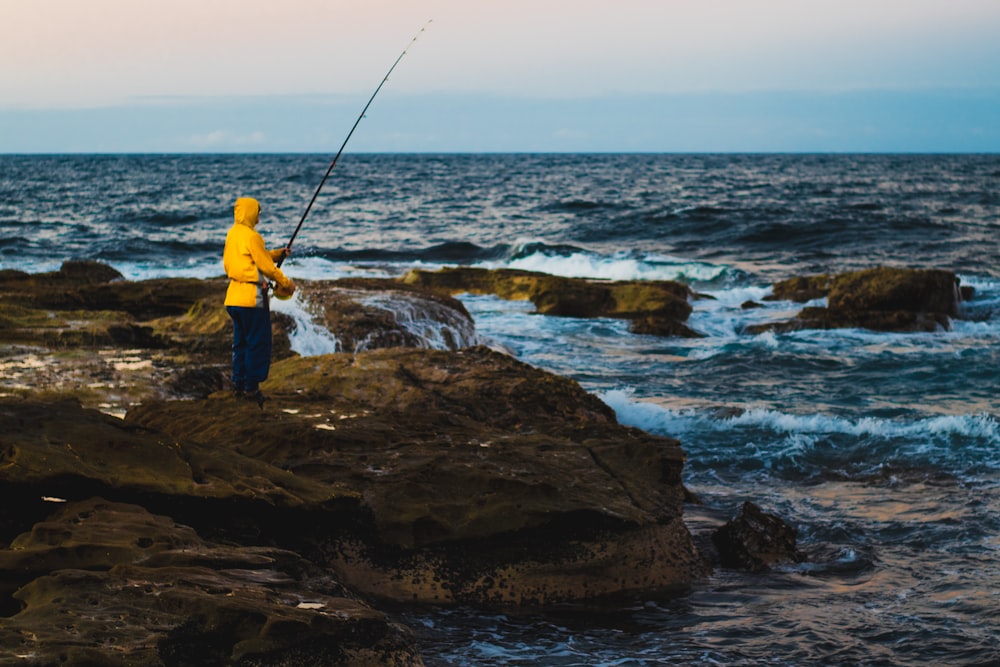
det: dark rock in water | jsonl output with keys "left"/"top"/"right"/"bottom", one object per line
{"left": 631, "top": 315, "right": 704, "bottom": 338}
{"left": 764, "top": 274, "right": 831, "bottom": 303}
{"left": 827, "top": 267, "right": 960, "bottom": 316}
{"left": 749, "top": 267, "right": 964, "bottom": 334}
{"left": 0, "top": 260, "right": 124, "bottom": 287}
{"left": 0, "top": 499, "right": 423, "bottom": 666}
{"left": 124, "top": 345, "right": 707, "bottom": 605}
{"left": 712, "top": 501, "right": 799, "bottom": 572}
{"left": 56, "top": 259, "right": 125, "bottom": 283}
{"left": 401, "top": 266, "right": 700, "bottom": 338}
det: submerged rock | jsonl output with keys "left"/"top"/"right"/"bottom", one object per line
{"left": 401, "top": 267, "right": 702, "bottom": 338}
{"left": 751, "top": 267, "right": 964, "bottom": 334}
{"left": 711, "top": 501, "right": 799, "bottom": 572}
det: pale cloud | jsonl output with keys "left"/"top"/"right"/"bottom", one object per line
{"left": 1, "top": 1, "right": 997, "bottom": 152}
{"left": 1, "top": 0, "right": 998, "bottom": 109}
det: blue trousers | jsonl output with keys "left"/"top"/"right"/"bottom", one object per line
{"left": 227, "top": 305, "right": 272, "bottom": 392}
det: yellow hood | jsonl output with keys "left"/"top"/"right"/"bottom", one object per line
{"left": 234, "top": 197, "right": 260, "bottom": 228}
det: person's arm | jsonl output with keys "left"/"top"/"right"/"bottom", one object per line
{"left": 268, "top": 247, "right": 290, "bottom": 263}
{"left": 248, "top": 233, "right": 293, "bottom": 289}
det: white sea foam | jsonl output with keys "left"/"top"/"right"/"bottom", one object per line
{"left": 114, "top": 262, "right": 219, "bottom": 282}
{"left": 359, "top": 293, "right": 481, "bottom": 351}
{"left": 270, "top": 293, "right": 340, "bottom": 356}
{"left": 599, "top": 388, "right": 1000, "bottom": 445}
{"left": 109, "top": 255, "right": 407, "bottom": 283}
{"left": 482, "top": 250, "right": 728, "bottom": 284}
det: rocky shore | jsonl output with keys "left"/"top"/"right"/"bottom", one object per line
{"left": 0, "top": 262, "right": 963, "bottom": 665}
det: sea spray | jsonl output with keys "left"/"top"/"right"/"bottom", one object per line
{"left": 599, "top": 388, "right": 1000, "bottom": 478}
{"left": 359, "top": 292, "right": 481, "bottom": 351}
{"left": 271, "top": 293, "right": 340, "bottom": 356}
{"left": 487, "top": 246, "right": 730, "bottom": 284}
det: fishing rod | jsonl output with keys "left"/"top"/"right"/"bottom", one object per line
{"left": 277, "top": 20, "right": 431, "bottom": 269}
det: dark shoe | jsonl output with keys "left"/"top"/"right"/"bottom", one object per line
{"left": 233, "top": 388, "right": 246, "bottom": 399}
{"left": 244, "top": 389, "right": 267, "bottom": 409}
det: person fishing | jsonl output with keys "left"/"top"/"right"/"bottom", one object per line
{"left": 219, "top": 23, "right": 425, "bottom": 409}
{"left": 223, "top": 196, "right": 296, "bottom": 408}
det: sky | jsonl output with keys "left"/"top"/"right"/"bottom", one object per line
{"left": 1, "top": 0, "right": 998, "bottom": 152}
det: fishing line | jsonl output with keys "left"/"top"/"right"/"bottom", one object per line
{"left": 277, "top": 19, "right": 431, "bottom": 269}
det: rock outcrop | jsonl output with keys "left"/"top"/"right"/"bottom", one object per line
{"left": 401, "top": 267, "right": 702, "bottom": 338}
{"left": 0, "top": 262, "right": 480, "bottom": 407}
{"left": 0, "top": 498, "right": 422, "bottom": 666}
{"left": 294, "top": 278, "right": 479, "bottom": 353}
{"left": 124, "top": 345, "right": 706, "bottom": 605}
{"left": 0, "top": 346, "right": 705, "bottom": 661}
{"left": 0, "top": 262, "right": 714, "bottom": 663}
{"left": 749, "top": 267, "right": 965, "bottom": 334}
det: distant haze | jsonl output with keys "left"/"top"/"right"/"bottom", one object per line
{"left": 2, "top": 1, "right": 998, "bottom": 152}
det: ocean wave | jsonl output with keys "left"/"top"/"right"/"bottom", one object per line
{"left": 481, "top": 244, "right": 729, "bottom": 284}
{"left": 600, "top": 389, "right": 1000, "bottom": 483}
{"left": 304, "top": 241, "right": 503, "bottom": 266}
{"left": 959, "top": 274, "right": 1000, "bottom": 292}
{"left": 601, "top": 388, "right": 1000, "bottom": 442}
{"left": 537, "top": 198, "right": 626, "bottom": 214}
{"left": 113, "top": 208, "right": 224, "bottom": 226}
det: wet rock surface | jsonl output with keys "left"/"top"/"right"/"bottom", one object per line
{"left": 295, "top": 278, "right": 479, "bottom": 353}
{"left": 124, "top": 346, "right": 705, "bottom": 605}
{"left": 751, "top": 267, "right": 965, "bottom": 334}
{"left": 0, "top": 262, "right": 712, "bottom": 664}
{"left": 402, "top": 266, "right": 702, "bottom": 338}
{"left": 0, "top": 499, "right": 422, "bottom": 667}
{"left": 711, "top": 501, "right": 800, "bottom": 572}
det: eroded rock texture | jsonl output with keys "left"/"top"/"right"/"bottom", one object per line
{"left": 0, "top": 499, "right": 422, "bottom": 666}
{"left": 751, "top": 267, "right": 965, "bottom": 334}
{"left": 125, "top": 346, "right": 706, "bottom": 605}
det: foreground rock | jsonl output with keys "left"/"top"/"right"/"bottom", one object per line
{"left": 3, "top": 260, "right": 836, "bottom": 662}
{"left": 125, "top": 345, "right": 707, "bottom": 605}
{"left": 749, "top": 267, "right": 965, "bottom": 334}
{"left": 0, "top": 343, "right": 705, "bottom": 662}
{"left": 0, "top": 499, "right": 421, "bottom": 666}
{"left": 402, "top": 267, "right": 702, "bottom": 338}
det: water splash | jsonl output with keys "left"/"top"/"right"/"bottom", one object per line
{"left": 360, "top": 293, "right": 481, "bottom": 351}
{"left": 270, "top": 293, "right": 340, "bottom": 356}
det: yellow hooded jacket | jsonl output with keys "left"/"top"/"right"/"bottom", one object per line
{"left": 223, "top": 197, "right": 293, "bottom": 307}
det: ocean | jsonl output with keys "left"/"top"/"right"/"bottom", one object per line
{"left": 2, "top": 153, "right": 999, "bottom": 665}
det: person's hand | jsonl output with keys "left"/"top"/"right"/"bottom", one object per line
{"left": 281, "top": 246, "right": 292, "bottom": 260}
{"left": 273, "top": 279, "right": 296, "bottom": 300}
